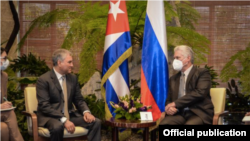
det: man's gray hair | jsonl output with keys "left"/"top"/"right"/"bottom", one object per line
{"left": 174, "top": 45, "right": 194, "bottom": 63}
{"left": 52, "top": 49, "right": 72, "bottom": 66}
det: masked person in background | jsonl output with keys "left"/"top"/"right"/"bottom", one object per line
{"left": 160, "top": 45, "right": 214, "bottom": 125}
{"left": 1, "top": 47, "right": 24, "bottom": 141}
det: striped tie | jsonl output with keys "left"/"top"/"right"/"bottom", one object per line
{"left": 178, "top": 73, "right": 185, "bottom": 98}
{"left": 62, "top": 76, "right": 70, "bottom": 119}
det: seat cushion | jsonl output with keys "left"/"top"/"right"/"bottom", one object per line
{"left": 38, "top": 126, "right": 88, "bottom": 138}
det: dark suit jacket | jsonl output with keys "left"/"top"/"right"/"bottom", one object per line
{"left": 166, "top": 66, "right": 214, "bottom": 124}
{"left": 36, "top": 70, "right": 90, "bottom": 127}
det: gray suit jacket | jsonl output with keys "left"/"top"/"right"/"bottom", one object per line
{"left": 36, "top": 70, "right": 89, "bottom": 126}
{"left": 166, "top": 67, "right": 214, "bottom": 124}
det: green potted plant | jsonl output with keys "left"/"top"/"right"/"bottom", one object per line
{"left": 221, "top": 43, "right": 250, "bottom": 98}
{"left": 225, "top": 79, "right": 250, "bottom": 112}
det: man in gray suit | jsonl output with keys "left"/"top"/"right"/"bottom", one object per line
{"left": 160, "top": 45, "right": 214, "bottom": 125}
{"left": 36, "top": 49, "right": 101, "bottom": 141}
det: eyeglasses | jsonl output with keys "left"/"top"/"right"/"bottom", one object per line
{"left": 0, "top": 56, "right": 7, "bottom": 60}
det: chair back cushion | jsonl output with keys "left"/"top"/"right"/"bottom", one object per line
{"left": 24, "top": 87, "right": 38, "bottom": 113}
{"left": 210, "top": 88, "right": 226, "bottom": 114}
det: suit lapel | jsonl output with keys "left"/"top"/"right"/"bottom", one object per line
{"left": 173, "top": 72, "right": 181, "bottom": 100}
{"left": 50, "top": 70, "right": 63, "bottom": 98}
{"left": 185, "top": 66, "right": 196, "bottom": 90}
{"left": 65, "top": 74, "right": 72, "bottom": 99}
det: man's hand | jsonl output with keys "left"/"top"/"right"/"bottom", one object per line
{"left": 166, "top": 107, "right": 178, "bottom": 115}
{"left": 83, "top": 112, "right": 95, "bottom": 123}
{"left": 0, "top": 102, "right": 13, "bottom": 109}
{"left": 165, "top": 102, "right": 177, "bottom": 115}
{"left": 246, "top": 112, "right": 250, "bottom": 116}
{"left": 64, "top": 120, "right": 75, "bottom": 134}
{"left": 168, "top": 102, "right": 176, "bottom": 108}
{"left": 165, "top": 102, "right": 175, "bottom": 112}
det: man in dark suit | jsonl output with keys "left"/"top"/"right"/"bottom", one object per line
{"left": 36, "top": 49, "right": 101, "bottom": 141}
{"left": 160, "top": 45, "right": 214, "bottom": 125}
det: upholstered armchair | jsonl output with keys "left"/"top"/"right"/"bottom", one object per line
{"left": 210, "top": 88, "right": 228, "bottom": 125}
{"left": 22, "top": 86, "right": 89, "bottom": 141}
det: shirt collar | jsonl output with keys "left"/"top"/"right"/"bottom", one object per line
{"left": 183, "top": 65, "right": 193, "bottom": 77}
{"left": 53, "top": 67, "right": 63, "bottom": 80}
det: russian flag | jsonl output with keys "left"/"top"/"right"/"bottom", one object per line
{"left": 141, "top": 0, "right": 169, "bottom": 121}
{"left": 101, "top": 0, "right": 132, "bottom": 119}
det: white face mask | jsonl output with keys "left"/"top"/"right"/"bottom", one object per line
{"left": 1, "top": 59, "right": 9, "bottom": 71}
{"left": 172, "top": 59, "right": 183, "bottom": 71}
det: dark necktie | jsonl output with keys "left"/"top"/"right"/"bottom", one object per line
{"left": 62, "top": 76, "right": 70, "bottom": 119}
{"left": 178, "top": 73, "right": 185, "bottom": 98}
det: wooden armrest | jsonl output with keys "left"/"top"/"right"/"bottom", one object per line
{"left": 22, "top": 111, "right": 37, "bottom": 118}
{"left": 22, "top": 111, "right": 39, "bottom": 140}
{"left": 213, "top": 111, "right": 228, "bottom": 125}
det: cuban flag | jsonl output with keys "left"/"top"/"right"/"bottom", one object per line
{"left": 101, "top": 0, "right": 132, "bottom": 119}
{"left": 141, "top": 0, "right": 169, "bottom": 121}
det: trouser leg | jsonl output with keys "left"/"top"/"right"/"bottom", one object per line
{"left": 70, "top": 116, "right": 102, "bottom": 141}
{"left": 44, "top": 118, "right": 64, "bottom": 141}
